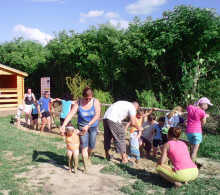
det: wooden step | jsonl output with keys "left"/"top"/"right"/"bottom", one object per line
{"left": 0, "top": 88, "right": 17, "bottom": 92}
{"left": 0, "top": 94, "right": 18, "bottom": 98}
{"left": 0, "top": 99, "right": 18, "bottom": 103}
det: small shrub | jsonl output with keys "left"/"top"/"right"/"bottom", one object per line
{"left": 136, "top": 90, "right": 165, "bottom": 109}
{"left": 66, "top": 74, "right": 91, "bottom": 100}
{"left": 93, "top": 89, "right": 114, "bottom": 104}
{"left": 94, "top": 89, "right": 114, "bottom": 118}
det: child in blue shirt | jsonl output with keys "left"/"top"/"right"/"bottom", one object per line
{"left": 56, "top": 94, "right": 75, "bottom": 135}
{"left": 31, "top": 100, "right": 39, "bottom": 130}
{"left": 153, "top": 117, "right": 165, "bottom": 157}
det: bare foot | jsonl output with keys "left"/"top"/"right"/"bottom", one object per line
{"left": 174, "top": 182, "right": 182, "bottom": 188}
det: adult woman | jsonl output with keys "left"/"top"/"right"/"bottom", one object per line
{"left": 157, "top": 127, "right": 198, "bottom": 187}
{"left": 23, "top": 88, "right": 36, "bottom": 127}
{"left": 60, "top": 87, "right": 101, "bottom": 173}
{"left": 186, "top": 97, "right": 212, "bottom": 162}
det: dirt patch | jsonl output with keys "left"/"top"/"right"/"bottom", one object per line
{"left": 16, "top": 163, "right": 130, "bottom": 195}
{"left": 0, "top": 190, "right": 10, "bottom": 195}
{"left": 197, "top": 158, "right": 220, "bottom": 179}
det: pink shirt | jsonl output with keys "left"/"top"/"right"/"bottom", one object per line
{"left": 168, "top": 140, "right": 197, "bottom": 171}
{"left": 186, "top": 105, "right": 206, "bottom": 134}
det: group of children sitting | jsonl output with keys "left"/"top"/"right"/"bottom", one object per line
{"left": 126, "top": 106, "right": 184, "bottom": 163}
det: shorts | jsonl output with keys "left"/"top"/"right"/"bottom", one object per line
{"left": 103, "top": 119, "right": 126, "bottom": 154}
{"left": 31, "top": 114, "right": 38, "bottom": 120}
{"left": 78, "top": 125, "right": 98, "bottom": 149}
{"left": 42, "top": 111, "right": 50, "bottom": 118}
{"left": 60, "top": 118, "right": 72, "bottom": 126}
{"left": 186, "top": 133, "right": 202, "bottom": 145}
{"left": 153, "top": 139, "right": 163, "bottom": 147}
{"left": 24, "top": 104, "right": 32, "bottom": 114}
{"left": 156, "top": 165, "right": 198, "bottom": 182}
{"left": 130, "top": 147, "right": 140, "bottom": 160}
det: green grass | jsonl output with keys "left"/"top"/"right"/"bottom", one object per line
{"left": 198, "top": 132, "right": 220, "bottom": 160}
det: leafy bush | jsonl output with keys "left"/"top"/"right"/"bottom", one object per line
{"left": 198, "top": 79, "right": 220, "bottom": 115}
{"left": 66, "top": 74, "right": 91, "bottom": 100}
{"left": 94, "top": 89, "right": 114, "bottom": 104}
{"left": 136, "top": 90, "right": 165, "bottom": 109}
{"left": 94, "top": 89, "right": 114, "bottom": 117}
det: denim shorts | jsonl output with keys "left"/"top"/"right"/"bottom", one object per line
{"left": 78, "top": 125, "right": 98, "bottom": 149}
{"left": 186, "top": 133, "right": 202, "bottom": 145}
{"left": 130, "top": 147, "right": 140, "bottom": 160}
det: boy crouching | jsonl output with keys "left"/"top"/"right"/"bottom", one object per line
{"left": 65, "top": 126, "right": 80, "bottom": 174}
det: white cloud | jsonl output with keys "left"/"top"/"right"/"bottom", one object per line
{"left": 109, "top": 19, "right": 129, "bottom": 29}
{"left": 105, "top": 12, "right": 120, "bottom": 19}
{"left": 126, "top": 0, "right": 167, "bottom": 15}
{"left": 31, "top": 0, "right": 64, "bottom": 3}
{"left": 80, "top": 10, "right": 104, "bottom": 22}
{"left": 13, "top": 24, "right": 53, "bottom": 45}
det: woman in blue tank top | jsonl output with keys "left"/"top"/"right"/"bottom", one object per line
{"left": 60, "top": 87, "right": 101, "bottom": 173}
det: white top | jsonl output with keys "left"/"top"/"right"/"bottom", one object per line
{"left": 165, "top": 112, "right": 180, "bottom": 128}
{"left": 142, "top": 121, "right": 158, "bottom": 141}
{"left": 24, "top": 93, "right": 35, "bottom": 99}
{"left": 104, "top": 101, "right": 136, "bottom": 123}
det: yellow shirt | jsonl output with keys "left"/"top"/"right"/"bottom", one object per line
{"left": 130, "top": 117, "right": 143, "bottom": 133}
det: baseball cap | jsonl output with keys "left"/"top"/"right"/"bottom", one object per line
{"left": 197, "top": 97, "right": 213, "bottom": 106}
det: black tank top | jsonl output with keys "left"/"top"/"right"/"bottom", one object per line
{"left": 25, "top": 94, "right": 34, "bottom": 105}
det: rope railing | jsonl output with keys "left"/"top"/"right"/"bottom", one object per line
{"left": 101, "top": 103, "right": 171, "bottom": 113}
{"left": 52, "top": 103, "right": 173, "bottom": 118}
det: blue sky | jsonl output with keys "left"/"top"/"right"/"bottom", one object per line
{"left": 0, "top": 0, "right": 219, "bottom": 45}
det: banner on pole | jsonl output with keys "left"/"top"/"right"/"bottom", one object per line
{"left": 41, "top": 77, "right": 50, "bottom": 97}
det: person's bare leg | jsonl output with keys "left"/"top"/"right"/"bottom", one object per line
{"left": 40, "top": 118, "right": 46, "bottom": 132}
{"left": 88, "top": 148, "right": 93, "bottom": 165}
{"left": 30, "top": 118, "right": 34, "bottom": 129}
{"left": 47, "top": 117, "right": 51, "bottom": 131}
{"left": 121, "top": 153, "right": 128, "bottom": 163}
{"left": 153, "top": 147, "right": 158, "bottom": 157}
{"left": 73, "top": 150, "right": 79, "bottom": 174}
{"left": 105, "top": 149, "right": 111, "bottom": 159}
{"left": 25, "top": 113, "right": 29, "bottom": 127}
{"left": 34, "top": 119, "right": 38, "bottom": 130}
{"left": 67, "top": 150, "right": 73, "bottom": 173}
{"left": 191, "top": 144, "right": 200, "bottom": 162}
{"left": 82, "top": 147, "right": 89, "bottom": 173}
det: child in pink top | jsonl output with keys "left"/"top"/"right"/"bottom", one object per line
{"left": 186, "top": 97, "right": 212, "bottom": 162}
{"left": 157, "top": 127, "right": 198, "bottom": 187}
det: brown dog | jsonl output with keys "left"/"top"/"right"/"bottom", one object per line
{"left": 65, "top": 126, "right": 80, "bottom": 173}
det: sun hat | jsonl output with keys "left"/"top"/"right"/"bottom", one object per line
{"left": 196, "top": 97, "right": 213, "bottom": 106}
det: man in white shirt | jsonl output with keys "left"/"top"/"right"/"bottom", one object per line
{"left": 103, "top": 101, "right": 143, "bottom": 163}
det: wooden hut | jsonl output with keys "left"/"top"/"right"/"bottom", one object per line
{"left": 0, "top": 64, "right": 28, "bottom": 111}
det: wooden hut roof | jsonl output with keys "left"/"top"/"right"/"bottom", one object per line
{"left": 0, "top": 63, "right": 28, "bottom": 77}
